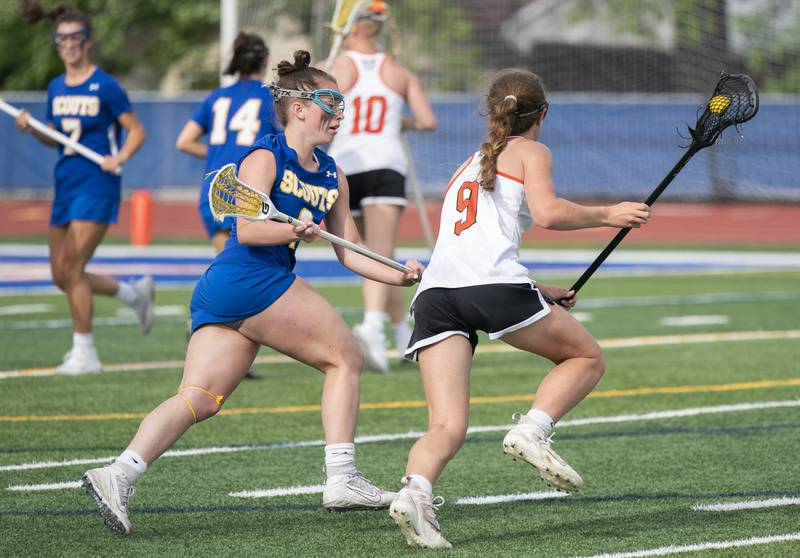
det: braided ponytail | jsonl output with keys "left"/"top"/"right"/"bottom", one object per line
{"left": 478, "top": 96, "right": 518, "bottom": 192}
{"left": 478, "top": 70, "right": 548, "bottom": 192}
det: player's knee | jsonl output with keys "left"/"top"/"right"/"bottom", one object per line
{"left": 325, "top": 335, "right": 364, "bottom": 376}
{"left": 430, "top": 417, "right": 468, "bottom": 451}
{"left": 176, "top": 386, "right": 225, "bottom": 423}
{"left": 51, "top": 263, "right": 81, "bottom": 291}
{"left": 586, "top": 343, "right": 606, "bottom": 380}
{"left": 51, "top": 265, "right": 71, "bottom": 291}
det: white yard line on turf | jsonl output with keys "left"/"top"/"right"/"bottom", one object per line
{"left": 2, "top": 399, "right": 798, "bottom": 473}
{"left": 6, "top": 481, "right": 81, "bottom": 492}
{"left": 452, "top": 491, "right": 568, "bottom": 505}
{"left": 228, "top": 485, "right": 325, "bottom": 498}
{"left": 0, "top": 303, "right": 53, "bottom": 316}
{"left": 692, "top": 497, "right": 800, "bottom": 512}
{"left": 572, "top": 532, "right": 800, "bottom": 558}
{"left": 2, "top": 329, "right": 799, "bottom": 379}
{"left": 660, "top": 315, "right": 729, "bottom": 327}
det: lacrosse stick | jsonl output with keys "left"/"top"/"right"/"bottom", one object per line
{"left": 324, "top": 0, "right": 368, "bottom": 72}
{"left": 0, "top": 97, "right": 122, "bottom": 175}
{"left": 565, "top": 73, "right": 759, "bottom": 298}
{"left": 209, "top": 163, "right": 412, "bottom": 273}
{"left": 401, "top": 136, "right": 435, "bottom": 248}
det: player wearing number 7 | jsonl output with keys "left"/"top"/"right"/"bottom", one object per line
{"left": 81, "top": 51, "right": 424, "bottom": 536}
{"left": 14, "top": 2, "right": 151, "bottom": 376}
{"left": 388, "top": 70, "right": 650, "bottom": 549}
{"left": 176, "top": 32, "right": 279, "bottom": 254}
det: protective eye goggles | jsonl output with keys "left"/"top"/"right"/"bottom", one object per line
{"left": 268, "top": 85, "right": 345, "bottom": 116}
{"left": 52, "top": 29, "right": 89, "bottom": 47}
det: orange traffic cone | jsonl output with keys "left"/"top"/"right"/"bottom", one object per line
{"left": 130, "top": 189, "right": 153, "bottom": 246}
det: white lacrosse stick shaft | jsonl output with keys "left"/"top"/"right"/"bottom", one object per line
{"left": 0, "top": 97, "right": 122, "bottom": 175}
{"left": 212, "top": 164, "right": 412, "bottom": 274}
{"left": 323, "top": 0, "right": 367, "bottom": 72}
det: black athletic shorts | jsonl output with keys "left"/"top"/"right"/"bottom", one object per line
{"left": 405, "top": 283, "right": 551, "bottom": 361}
{"left": 347, "top": 169, "right": 407, "bottom": 216}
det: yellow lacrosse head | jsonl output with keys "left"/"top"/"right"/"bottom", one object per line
{"left": 208, "top": 164, "right": 263, "bottom": 222}
{"left": 708, "top": 95, "right": 731, "bottom": 116}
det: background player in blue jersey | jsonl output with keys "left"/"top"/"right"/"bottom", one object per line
{"left": 15, "top": 2, "right": 152, "bottom": 375}
{"left": 176, "top": 32, "right": 279, "bottom": 254}
{"left": 81, "top": 51, "right": 424, "bottom": 536}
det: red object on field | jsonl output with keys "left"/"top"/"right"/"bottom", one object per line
{"left": 130, "top": 189, "right": 153, "bottom": 246}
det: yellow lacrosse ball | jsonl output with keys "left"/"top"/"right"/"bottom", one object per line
{"left": 708, "top": 95, "right": 731, "bottom": 115}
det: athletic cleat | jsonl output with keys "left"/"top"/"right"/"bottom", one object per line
{"left": 323, "top": 471, "right": 397, "bottom": 511}
{"left": 81, "top": 463, "right": 136, "bottom": 535}
{"left": 56, "top": 346, "right": 102, "bottom": 375}
{"left": 130, "top": 275, "right": 155, "bottom": 334}
{"left": 389, "top": 483, "right": 452, "bottom": 549}
{"left": 502, "top": 413, "right": 583, "bottom": 492}
{"left": 353, "top": 322, "right": 389, "bottom": 373}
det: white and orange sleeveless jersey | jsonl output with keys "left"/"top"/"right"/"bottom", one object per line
{"left": 327, "top": 51, "right": 407, "bottom": 176}
{"left": 414, "top": 152, "right": 534, "bottom": 299}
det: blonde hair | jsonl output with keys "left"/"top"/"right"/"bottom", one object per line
{"left": 478, "top": 70, "right": 547, "bottom": 191}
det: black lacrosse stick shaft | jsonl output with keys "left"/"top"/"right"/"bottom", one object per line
{"left": 568, "top": 145, "right": 699, "bottom": 295}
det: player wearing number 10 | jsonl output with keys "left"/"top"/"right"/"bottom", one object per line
{"left": 327, "top": 1, "right": 437, "bottom": 373}
{"left": 388, "top": 70, "right": 651, "bottom": 549}
{"left": 176, "top": 32, "right": 279, "bottom": 253}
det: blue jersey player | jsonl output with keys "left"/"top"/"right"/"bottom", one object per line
{"left": 176, "top": 32, "right": 279, "bottom": 253}
{"left": 16, "top": 3, "right": 153, "bottom": 375}
{"left": 82, "top": 51, "right": 425, "bottom": 536}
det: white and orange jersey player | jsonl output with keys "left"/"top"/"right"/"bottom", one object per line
{"left": 388, "top": 69, "right": 651, "bottom": 550}
{"left": 326, "top": 1, "right": 437, "bottom": 373}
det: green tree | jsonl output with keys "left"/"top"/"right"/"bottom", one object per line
{"left": 0, "top": 0, "right": 219, "bottom": 90}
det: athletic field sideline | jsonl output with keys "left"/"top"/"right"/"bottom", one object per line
{"left": 1, "top": 270, "right": 798, "bottom": 557}
{"left": 2, "top": 243, "right": 799, "bottom": 291}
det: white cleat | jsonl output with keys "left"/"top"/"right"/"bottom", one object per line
{"left": 352, "top": 322, "right": 389, "bottom": 373}
{"left": 389, "top": 484, "right": 452, "bottom": 549}
{"left": 81, "top": 463, "right": 136, "bottom": 535}
{"left": 323, "top": 471, "right": 397, "bottom": 511}
{"left": 502, "top": 413, "right": 583, "bottom": 492}
{"left": 130, "top": 275, "right": 155, "bottom": 334}
{"left": 56, "top": 346, "right": 102, "bottom": 375}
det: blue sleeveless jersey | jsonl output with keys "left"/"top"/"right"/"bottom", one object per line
{"left": 193, "top": 80, "right": 278, "bottom": 200}
{"left": 46, "top": 67, "right": 131, "bottom": 202}
{"left": 190, "top": 132, "right": 340, "bottom": 330}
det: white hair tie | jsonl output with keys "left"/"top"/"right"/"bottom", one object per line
{"left": 504, "top": 95, "right": 517, "bottom": 102}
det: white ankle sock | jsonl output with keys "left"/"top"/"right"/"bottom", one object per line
{"left": 73, "top": 332, "right": 94, "bottom": 349}
{"left": 362, "top": 310, "right": 387, "bottom": 333}
{"left": 115, "top": 281, "right": 137, "bottom": 306}
{"left": 325, "top": 443, "right": 357, "bottom": 478}
{"left": 116, "top": 449, "right": 147, "bottom": 481}
{"left": 393, "top": 320, "right": 411, "bottom": 346}
{"left": 526, "top": 408, "right": 554, "bottom": 437}
{"left": 405, "top": 474, "right": 433, "bottom": 496}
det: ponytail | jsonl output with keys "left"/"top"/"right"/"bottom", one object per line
{"left": 478, "top": 70, "right": 548, "bottom": 191}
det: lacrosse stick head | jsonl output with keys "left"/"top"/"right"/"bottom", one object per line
{"left": 208, "top": 163, "right": 271, "bottom": 222}
{"left": 689, "top": 73, "right": 759, "bottom": 149}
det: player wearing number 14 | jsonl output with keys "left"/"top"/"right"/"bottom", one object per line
{"left": 176, "top": 32, "right": 279, "bottom": 253}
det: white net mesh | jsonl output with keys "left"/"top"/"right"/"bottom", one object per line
{"left": 235, "top": 0, "right": 800, "bottom": 201}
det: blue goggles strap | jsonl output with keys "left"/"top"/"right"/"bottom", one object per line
{"left": 267, "top": 85, "right": 345, "bottom": 115}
